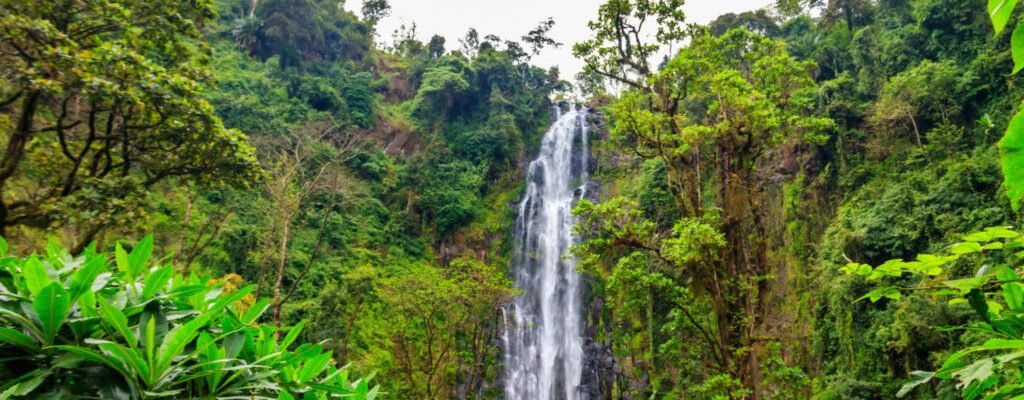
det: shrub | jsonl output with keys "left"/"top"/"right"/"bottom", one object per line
{"left": 0, "top": 236, "right": 378, "bottom": 399}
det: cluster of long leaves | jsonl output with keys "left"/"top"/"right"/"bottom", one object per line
{"left": 0, "top": 236, "right": 378, "bottom": 399}
{"left": 844, "top": 226, "right": 1024, "bottom": 399}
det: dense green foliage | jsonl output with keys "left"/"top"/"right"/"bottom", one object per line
{"left": 0, "top": 236, "right": 377, "bottom": 398}
{"left": 1, "top": 0, "right": 563, "bottom": 397}
{"left": 6, "top": 0, "right": 1024, "bottom": 398}
{"left": 572, "top": 0, "right": 1024, "bottom": 399}
{"left": 0, "top": 0, "right": 262, "bottom": 250}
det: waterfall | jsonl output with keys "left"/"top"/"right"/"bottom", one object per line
{"left": 503, "top": 105, "right": 589, "bottom": 400}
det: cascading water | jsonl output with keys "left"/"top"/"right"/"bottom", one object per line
{"left": 503, "top": 105, "right": 590, "bottom": 400}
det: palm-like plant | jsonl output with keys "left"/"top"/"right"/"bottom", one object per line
{"left": 0, "top": 236, "right": 378, "bottom": 399}
{"left": 232, "top": 16, "right": 264, "bottom": 54}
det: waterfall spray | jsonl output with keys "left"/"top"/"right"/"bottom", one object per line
{"left": 504, "top": 105, "right": 589, "bottom": 400}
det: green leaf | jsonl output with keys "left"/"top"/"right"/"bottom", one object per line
{"left": 953, "top": 357, "right": 994, "bottom": 391}
{"left": 98, "top": 297, "right": 137, "bottom": 347}
{"left": 128, "top": 236, "right": 154, "bottom": 279}
{"left": 22, "top": 256, "right": 51, "bottom": 296}
{"left": 156, "top": 313, "right": 211, "bottom": 374}
{"left": 0, "top": 237, "right": 7, "bottom": 258}
{"left": 116, "top": 243, "right": 131, "bottom": 278}
{"left": 855, "top": 264, "right": 872, "bottom": 276}
{"left": 986, "top": 226, "right": 1021, "bottom": 239}
{"left": 280, "top": 320, "right": 306, "bottom": 351}
{"left": 141, "top": 266, "right": 172, "bottom": 301}
{"left": 945, "top": 275, "right": 993, "bottom": 293}
{"left": 240, "top": 298, "right": 270, "bottom": 325}
{"left": 11, "top": 371, "right": 48, "bottom": 397}
{"left": 1002, "top": 277, "right": 1024, "bottom": 311}
{"left": 144, "top": 315, "right": 156, "bottom": 370}
{"left": 298, "top": 351, "right": 333, "bottom": 382}
{"left": 0, "top": 327, "right": 39, "bottom": 351}
{"left": 50, "top": 345, "right": 129, "bottom": 377}
{"left": 34, "top": 283, "right": 71, "bottom": 344}
{"left": 857, "top": 287, "right": 902, "bottom": 303}
{"left": 69, "top": 255, "right": 106, "bottom": 303}
{"left": 990, "top": 0, "right": 1019, "bottom": 35}
{"left": 978, "top": 339, "right": 1024, "bottom": 350}
{"left": 951, "top": 242, "right": 983, "bottom": 255}
{"left": 982, "top": 242, "right": 1005, "bottom": 250}
{"left": 1000, "top": 107, "right": 1024, "bottom": 211}
{"left": 968, "top": 289, "right": 992, "bottom": 323}
{"left": 98, "top": 341, "right": 150, "bottom": 383}
{"left": 964, "top": 232, "right": 993, "bottom": 242}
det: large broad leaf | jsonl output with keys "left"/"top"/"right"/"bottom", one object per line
{"left": 1014, "top": 24, "right": 1024, "bottom": 74}
{"left": 156, "top": 313, "right": 212, "bottom": 374}
{"left": 128, "top": 236, "right": 154, "bottom": 280}
{"left": 0, "top": 327, "right": 39, "bottom": 351}
{"left": 34, "top": 283, "right": 71, "bottom": 344}
{"left": 1001, "top": 108, "right": 1024, "bottom": 211}
{"left": 240, "top": 298, "right": 270, "bottom": 325}
{"left": 0, "top": 369, "right": 51, "bottom": 398}
{"left": 954, "top": 357, "right": 995, "bottom": 391}
{"left": 147, "top": 286, "right": 252, "bottom": 374}
{"left": 97, "top": 341, "right": 150, "bottom": 385}
{"left": 968, "top": 289, "right": 993, "bottom": 323}
{"left": 98, "top": 297, "right": 137, "bottom": 347}
{"left": 978, "top": 339, "right": 1024, "bottom": 350}
{"left": 280, "top": 320, "right": 306, "bottom": 351}
{"left": 298, "top": 351, "right": 333, "bottom": 382}
{"left": 50, "top": 345, "right": 129, "bottom": 377}
{"left": 856, "top": 286, "right": 902, "bottom": 303}
{"left": 991, "top": 0, "right": 1020, "bottom": 35}
{"left": 22, "top": 256, "right": 50, "bottom": 296}
{"left": 141, "top": 266, "right": 172, "bottom": 301}
{"left": 69, "top": 255, "right": 106, "bottom": 303}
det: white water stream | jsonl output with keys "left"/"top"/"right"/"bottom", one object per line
{"left": 503, "top": 106, "right": 589, "bottom": 400}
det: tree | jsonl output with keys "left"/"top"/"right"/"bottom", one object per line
{"left": 575, "top": 3, "right": 833, "bottom": 393}
{"left": 460, "top": 28, "right": 481, "bottom": 58}
{"left": 427, "top": 34, "right": 447, "bottom": 59}
{"left": 709, "top": 10, "right": 781, "bottom": 37}
{"left": 572, "top": 0, "right": 686, "bottom": 90}
{"left": 254, "top": 0, "right": 325, "bottom": 67}
{"left": 522, "top": 17, "right": 562, "bottom": 56}
{"left": 377, "top": 258, "right": 512, "bottom": 399}
{"left": 774, "top": 0, "right": 875, "bottom": 30}
{"left": 0, "top": 0, "right": 261, "bottom": 249}
{"left": 870, "top": 60, "right": 969, "bottom": 151}
{"left": 361, "top": 0, "right": 391, "bottom": 25}
{"left": 410, "top": 60, "right": 473, "bottom": 127}
{"left": 256, "top": 121, "right": 360, "bottom": 327}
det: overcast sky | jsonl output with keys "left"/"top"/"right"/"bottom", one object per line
{"left": 343, "top": 0, "right": 776, "bottom": 77}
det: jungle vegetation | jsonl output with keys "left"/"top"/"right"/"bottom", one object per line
{"left": 2, "top": 0, "right": 1024, "bottom": 399}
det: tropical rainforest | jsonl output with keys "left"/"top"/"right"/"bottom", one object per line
{"left": 3, "top": 0, "right": 1024, "bottom": 398}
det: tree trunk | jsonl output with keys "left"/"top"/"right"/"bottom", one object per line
{"left": 909, "top": 113, "right": 924, "bottom": 150}
{"left": 272, "top": 216, "right": 291, "bottom": 327}
{"left": 0, "top": 92, "right": 41, "bottom": 236}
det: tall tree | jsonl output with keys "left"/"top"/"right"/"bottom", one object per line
{"left": 0, "top": 0, "right": 260, "bottom": 248}
{"left": 361, "top": 0, "right": 391, "bottom": 26}
{"left": 575, "top": 2, "right": 832, "bottom": 395}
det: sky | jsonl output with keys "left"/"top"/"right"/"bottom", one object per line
{"left": 343, "top": 0, "right": 776, "bottom": 77}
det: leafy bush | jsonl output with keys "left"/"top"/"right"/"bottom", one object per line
{"left": 0, "top": 236, "right": 378, "bottom": 399}
{"left": 846, "top": 226, "right": 1024, "bottom": 399}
